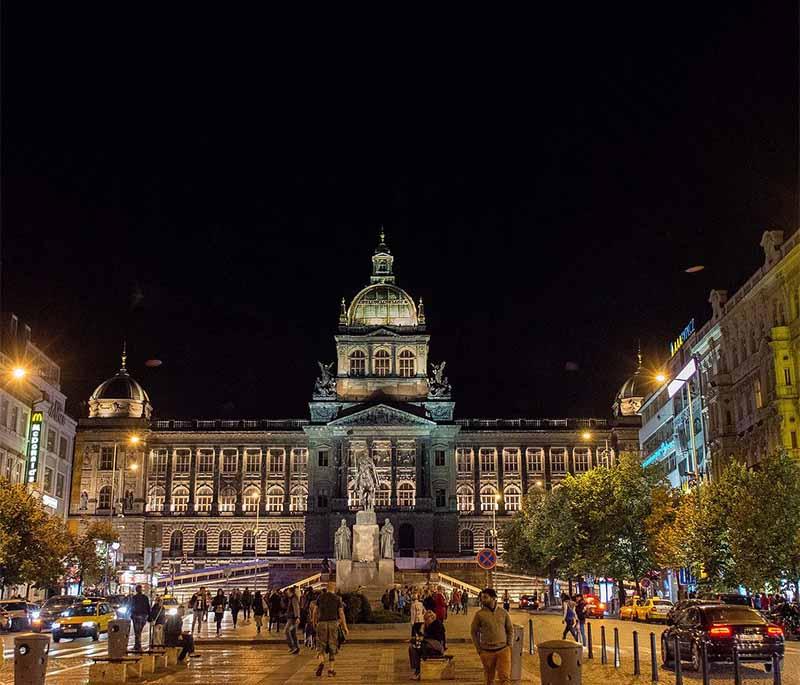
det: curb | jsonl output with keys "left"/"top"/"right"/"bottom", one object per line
{"left": 194, "top": 637, "right": 473, "bottom": 646}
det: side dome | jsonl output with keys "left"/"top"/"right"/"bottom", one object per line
{"left": 347, "top": 283, "right": 418, "bottom": 327}
{"left": 612, "top": 352, "right": 645, "bottom": 417}
{"left": 89, "top": 347, "right": 152, "bottom": 419}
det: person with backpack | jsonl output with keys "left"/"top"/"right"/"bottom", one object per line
{"left": 252, "top": 590, "right": 265, "bottom": 634}
{"left": 562, "top": 596, "right": 579, "bottom": 641}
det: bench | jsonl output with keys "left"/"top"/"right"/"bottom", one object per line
{"left": 420, "top": 655, "right": 455, "bottom": 680}
{"left": 129, "top": 648, "right": 168, "bottom": 673}
{"left": 89, "top": 656, "right": 143, "bottom": 683}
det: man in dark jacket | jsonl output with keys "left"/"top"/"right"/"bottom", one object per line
{"left": 285, "top": 586, "right": 301, "bottom": 654}
{"left": 164, "top": 611, "right": 194, "bottom": 662}
{"left": 241, "top": 589, "right": 252, "bottom": 623}
{"left": 130, "top": 585, "right": 151, "bottom": 652}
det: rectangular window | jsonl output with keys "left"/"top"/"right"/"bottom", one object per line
{"left": 550, "top": 447, "right": 567, "bottom": 473}
{"left": 456, "top": 448, "right": 473, "bottom": 473}
{"left": 786, "top": 368, "right": 793, "bottom": 386}
{"left": 290, "top": 492, "right": 307, "bottom": 512}
{"left": 318, "top": 450, "right": 329, "bottom": 467}
{"left": 21, "top": 412, "right": 28, "bottom": 437}
{"left": 266, "top": 489, "right": 284, "bottom": 512}
{"left": 480, "top": 490, "right": 498, "bottom": 512}
{"left": 268, "top": 449, "right": 285, "bottom": 474}
{"left": 195, "top": 489, "right": 213, "bottom": 512}
{"left": 100, "top": 446, "right": 115, "bottom": 471}
{"left": 792, "top": 431, "right": 798, "bottom": 449}
{"left": 171, "top": 491, "right": 189, "bottom": 512}
{"left": 198, "top": 449, "right": 215, "bottom": 473}
{"left": 434, "top": 449, "right": 446, "bottom": 467}
{"left": 317, "top": 488, "right": 329, "bottom": 508}
{"left": 504, "top": 490, "right": 521, "bottom": 512}
{"left": 58, "top": 437, "right": 68, "bottom": 460}
{"left": 150, "top": 449, "right": 167, "bottom": 474}
{"left": 291, "top": 448, "right": 308, "bottom": 473}
{"left": 457, "top": 489, "right": 473, "bottom": 512}
{"left": 245, "top": 449, "right": 262, "bottom": 474}
{"left": 754, "top": 378, "right": 763, "bottom": 409}
{"left": 374, "top": 351, "right": 391, "bottom": 376}
{"left": 221, "top": 449, "right": 238, "bottom": 473}
{"left": 5, "top": 456, "right": 13, "bottom": 481}
{"left": 174, "top": 449, "right": 191, "bottom": 473}
{"left": 479, "top": 448, "right": 496, "bottom": 472}
{"left": 573, "top": 447, "right": 591, "bottom": 472}
{"left": 435, "top": 488, "right": 446, "bottom": 508}
{"left": 44, "top": 467, "right": 53, "bottom": 493}
{"left": 14, "top": 461, "right": 23, "bottom": 483}
{"left": 47, "top": 428, "right": 56, "bottom": 452}
{"left": 502, "top": 448, "right": 520, "bottom": 473}
{"left": 56, "top": 473, "right": 65, "bottom": 498}
{"left": 526, "top": 448, "right": 544, "bottom": 473}
{"left": 9, "top": 406, "right": 19, "bottom": 433}
{"left": 0, "top": 399, "right": 7, "bottom": 426}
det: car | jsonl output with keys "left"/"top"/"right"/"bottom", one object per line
{"left": 0, "top": 600, "right": 40, "bottom": 631}
{"left": 519, "top": 595, "right": 540, "bottom": 611}
{"left": 667, "top": 599, "right": 723, "bottom": 625}
{"left": 32, "top": 596, "right": 82, "bottom": 632}
{"left": 51, "top": 599, "right": 116, "bottom": 642}
{"left": 661, "top": 604, "right": 785, "bottom": 672}
{"left": 619, "top": 597, "right": 642, "bottom": 620}
{"left": 765, "top": 603, "right": 800, "bottom": 641}
{"left": 582, "top": 595, "right": 607, "bottom": 618}
{"left": 0, "top": 608, "right": 10, "bottom": 631}
{"left": 634, "top": 598, "right": 674, "bottom": 623}
{"left": 697, "top": 592, "right": 753, "bottom": 607}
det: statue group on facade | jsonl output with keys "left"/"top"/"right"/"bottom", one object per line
{"left": 428, "top": 361, "right": 451, "bottom": 397}
{"left": 314, "top": 361, "right": 337, "bottom": 398}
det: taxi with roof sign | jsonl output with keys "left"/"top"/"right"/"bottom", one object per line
{"left": 51, "top": 599, "right": 115, "bottom": 642}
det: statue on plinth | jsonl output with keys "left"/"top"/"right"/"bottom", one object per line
{"left": 334, "top": 519, "right": 351, "bottom": 560}
{"left": 354, "top": 449, "right": 380, "bottom": 512}
{"left": 380, "top": 519, "right": 395, "bottom": 559}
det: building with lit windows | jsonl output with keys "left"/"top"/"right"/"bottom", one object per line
{"left": 69, "top": 233, "right": 640, "bottom": 572}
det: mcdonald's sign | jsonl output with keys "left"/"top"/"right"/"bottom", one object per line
{"left": 26, "top": 411, "right": 44, "bottom": 484}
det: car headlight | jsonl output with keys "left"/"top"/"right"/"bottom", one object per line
{"left": 167, "top": 608, "right": 178, "bottom": 616}
{"left": 52, "top": 622, "right": 61, "bottom": 629}
{"left": 82, "top": 621, "right": 96, "bottom": 627}
{"left": 32, "top": 611, "right": 41, "bottom": 619}
{"left": 117, "top": 606, "right": 129, "bottom": 615}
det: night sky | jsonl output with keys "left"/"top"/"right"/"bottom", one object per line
{"left": 1, "top": 5, "right": 797, "bottom": 421}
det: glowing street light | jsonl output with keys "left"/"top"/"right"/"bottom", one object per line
{"left": 129, "top": 435, "right": 141, "bottom": 445}
{"left": 655, "top": 372, "right": 667, "bottom": 383}
{"left": 12, "top": 367, "right": 27, "bottom": 379}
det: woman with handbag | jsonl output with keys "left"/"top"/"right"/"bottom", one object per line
{"left": 408, "top": 610, "right": 446, "bottom": 680}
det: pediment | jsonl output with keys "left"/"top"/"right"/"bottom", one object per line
{"left": 328, "top": 403, "right": 435, "bottom": 427}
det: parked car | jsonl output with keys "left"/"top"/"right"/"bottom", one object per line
{"left": 519, "top": 595, "right": 540, "bottom": 611}
{"left": 634, "top": 598, "right": 674, "bottom": 623}
{"left": 32, "top": 596, "right": 82, "bottom": 632}
{"left": 52, "top": 599, "right": 116, "bottom": 642}
{"left": 661, "top": 604, "right": 784, "bottom": 672}
{"left": 667, "top": 599, "right": 723, "bottom": 625}
{"left": 619, "top": 596, "right": 642, "bottom": 620}
{"left": 582, "top": 595, "right": 607, "bottom": 618}
{"left": 0, "top": 600, "right": 40, "bottom": 631}
{"left": 0, "top": 608, "right": 10, "bottom": 631}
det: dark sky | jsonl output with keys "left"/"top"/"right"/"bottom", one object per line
{"left": 1, "top": 5, "right": 798, "bottom": 420}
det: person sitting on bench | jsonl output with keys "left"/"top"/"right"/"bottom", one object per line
{"left": 408, "top": 610, "right": 446, "bottom": 680}
{"left": 164, "top": 611, "right": 195, "bottom": 662}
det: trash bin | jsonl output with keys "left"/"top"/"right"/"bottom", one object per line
{"left": 108, "top": 619, "right": 132, "bottom": 658}
{"left": 538, "top": 639, "right": 582, "bottom": 685}
{"left": 511, "top": 624, "right": 524, "bottom": 683}
{"left": 14, "top": 634, "right": 50, "bottom": 685}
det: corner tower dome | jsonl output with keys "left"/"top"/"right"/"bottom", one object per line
{"left": 612, "top": 345, "right": 646, "bottom": 417}
{"left": 89, "top": 343, "right": 152, "bottom": 419}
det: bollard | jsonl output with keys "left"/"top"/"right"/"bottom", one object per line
{"left": 633, "top": 630, "right": 640, "bottom": 675}
{"left": 529, "top": 618, "right": 534, "bottom": 654}
{"left": 650, "top": 633, "right": 658, "bottom": 682}
{"left": 701, "top": 640, "right": 710, "bottom": 685}
{"left": 587, "top": 622, "right": 593, "bottom": 659}
{"left": 511, "top": 625, "right": 524, "bottom": 684}
{"left": 772, "top": 651, "right": 782, "bottom": 685}
{"left": 600, "top": 625, "right": 607, "bottom": 664}
{"left": 673, "top": 634, "right": 683, "bottom": 685}
{"left": 538, "top": 640, "right": 583, "bottom": 685}
{"left": 733, "top": 643, "right": 741, "bottom": 685}
{"left": 14, "top": 634, "right": 50, "bottom": 685}
{"left": 613, "top": 627, "right": 620, "bottom": 668}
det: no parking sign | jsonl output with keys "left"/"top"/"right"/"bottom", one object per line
{"left": 476, "top": 547, "right": 498, "bottom": 571}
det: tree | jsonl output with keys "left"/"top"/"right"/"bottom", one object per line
{"left": 65, "top": 520, "right": 120, "bottom": 593}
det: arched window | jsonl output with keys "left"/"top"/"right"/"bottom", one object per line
{"left": 219, "top": 486, "right": 237, "bottom": 513}
{"left": 504, "top": 485, "right": 521, "bottom": 512}
{"left": 266, "top": 529, "right": 280, "bottom": 552}
{"left": 290, "top": 486, "right": 307, "bottom": 512}
{"left": 195, "top": 486, "right": 213, "bottom": 513}
{"left": 485, "top": 529, "right": 496, "bottom": 549}
{"left": 459, "top": 529, "right": 474, "bottom": 553}
{"left": 398, "top": 350, "right": 416, "bottom": 377}
{"left": 98, "top": 486, "right": 112, "bottom": 510}
{"left": 242, "top": 530, "right": 256, "bottom": 553}
{"left": 170, "top": 530, "right": 183, "bottom": 553}
{"left": 349, "top": 350, "right": 366, "bottom": 377}
{"left": 374, "top": 349, "right": 390, "bottom": 376}
{"left": 457, "top": 485, "right": 474, "bottom": 513}
{"left": 290, "top": 530, "right": 304, "bottom": 553}
{"left": 218, "top": 530, "right": 232, "bottom": 552}
{"left": 147, "top": 486, "right": 165, "bottom": 512}
{"left": 171, "top": 485, "right": 189, "bottom": 512}
{"left": 397, "top": 481, "right": 415, "bottom": 508}
{"left": 375, "top": 482, "right": 391, "bottom": 508}
{"left": 266, "top": 486, "right": 284, "bottom": 512}
{"left": 243, "top": 486, "right": 260, "bottom": 513}
{"left": 194, "top": 530, "right": 207, "bottom": 553}
{"left": 480, "top": 485, "right": 498, "bottom": 512}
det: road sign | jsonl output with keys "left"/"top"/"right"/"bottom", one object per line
{"left": 476, "top": 547, "right": 498, "bottom": 570}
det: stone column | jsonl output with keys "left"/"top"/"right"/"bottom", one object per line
{"left": 520, "top": 445, "right": 529, "bottom": 494}
{"left": 543, "top": 445, "right": 552, "bottom": 490}
{"left": 473, "top": 446, "right": 481, "bottom": 514}
{"left": 212, "top": 447, "right": 221, "bottom": 515}
{"left": 390, "top": 441, "right": 398, "bottom": 506}
{"left": 497, "top": 447, "right": 506, "bottom": 515}
{"left": 235, "top": 446, "right": 244, "bottom": 516}
{"left": 188, "top": 446, "right": 197, "bottom": 513}
{"left": 283, "top": 448, "right": 291, "bottom": 514}
{"left": 163, "top": 447, "right": 173, "bottom": 514}
{"left": 259, "top": 447, "right": 268, "bottom": 516}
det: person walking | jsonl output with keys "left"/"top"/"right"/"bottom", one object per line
{"left": 268, "top": 590, "right": 282, "bottom": 632}
{"left": 502, "top": 590, "right": 510, "bottom": 613}
{"left": 575, "top": 594, "right": 588, "bottom": 646}
{"left": 190, "top": 587, "right": 208, "bottom": 635}
{"left": 311, "top": 580, "right": 348, "bottom": 678}
{"left": 241, "top": 588, "right": 252, "bottom": 623}
{"left": 562, "top": 596, "right": 579, "bottom": 641}
{"left": 229, "top": 589, "right": 242, "bottom": 629}
{"left": 462, "top": 589, "right": 470, "bottom": 615}
{"left": 130, "top": 584, "right": 151, "bottom": 652}
{"left": 471, "top": 589, "right": 513, "bottom": 685}
{"left": 253, "top": 590, "right": 265, "bottom": 634}
{"left": 410, "top": 593, "right": 425, "bottom": 638}
{"left": 211, "top": 589, "right": 227, "bottom": 637}
{"left": 432, "top": 586, "right": 448, "bottom": 623}
{"left": 148, "top": 596, "right": 167, "bottom": 646}
{"left": 285, "top": 586, "right": 301, "bottom": 655}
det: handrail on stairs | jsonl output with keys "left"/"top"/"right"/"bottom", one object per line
{"left": 436, "top": 572, "right": 482, "bottom": 595}
{"left": 280, "top": 573, "right": 322, "bottom": 593}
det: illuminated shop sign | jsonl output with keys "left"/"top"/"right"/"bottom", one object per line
{"left": 42, "top": 494, "right": 58, "bottom": 509}
{"left": 667, "top": 358, "right": 697, "bottom": 398}
{"left": 26, "top": 411, "right": 43, "bottom": 484}
{"left": 669, "top": 319, "right": 695, "bottom": 358}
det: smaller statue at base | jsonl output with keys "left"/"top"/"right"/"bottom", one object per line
{"left": 334, "top": 518, "right": 352, "bottom": 560}
{"left": 380, "top": 518, "right": 395, "bottom": 559}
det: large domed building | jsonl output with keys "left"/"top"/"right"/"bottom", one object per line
{"left": 612, "top": 349, "right": 647, "bottom": 418}
{"left": 88, "top": 345, "right": 152, "bottom": 419}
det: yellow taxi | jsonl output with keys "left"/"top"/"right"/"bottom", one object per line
{"left": 633, "top": 597, "right": 673, "bottom": 623}
{"left": 619, "top": 596, "right": 642, "bottom": 620}
{"left": 52, "top": 599, "right": 115, "bottom": 642}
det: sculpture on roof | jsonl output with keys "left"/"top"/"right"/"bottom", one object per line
{"left": 428, "top": 361, "right": 452, "bottom": 398}
{"left": 314, "top": 361, "right": 337, "bottom": 398}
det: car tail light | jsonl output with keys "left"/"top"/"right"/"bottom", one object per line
{"left": 708, "top": 624, "right": 733, "bottom": 637}
{"left": 766, "top": 625, "right": 784, "bottom": 637}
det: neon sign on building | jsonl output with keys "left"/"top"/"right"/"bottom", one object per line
{"left": 669, "top": 319, "right": 695, "bottom": 358}
{"left": 26, "top": 411, "right": 44, "bottom": 484}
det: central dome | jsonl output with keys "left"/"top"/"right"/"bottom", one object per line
{"left": 347, "top": 283, "right": 418, "bottom": 327}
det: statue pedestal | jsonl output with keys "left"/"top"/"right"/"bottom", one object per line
{"left": 352, "top": 510, "right": 380, "bottom": 562}
{"left": 336, "top": 510, "right": 395, "bottom": 600}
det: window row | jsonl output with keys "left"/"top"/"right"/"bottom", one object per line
{"left": 142, "top": 485, "right": 307, "bottom": 513}
{"left": 456, "top": 484, "right": 521, "bottom": 513}
{"left": 458, "top": 529, "right": 497, "bottom": 553}
{"left": 347, "top": 481, "right": 416, "bottom": 508}
{"left": 455, "top": 446, "right": 604, "bottom": 474}
{"left": 348, "top": 349, "right": 417, "bottom": 377}
{"left": 169, "top": 528, "right": 304, "bottom": 554}
{"left": 145, "top": 448, "right": 309, "bottom": 475}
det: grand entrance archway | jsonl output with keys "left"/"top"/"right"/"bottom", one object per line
{"left": 398, "top": 523, "right": 415, "bottom": 557}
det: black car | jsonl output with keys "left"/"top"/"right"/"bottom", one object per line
{"left": 666, "top": 599, "right": 723, "bottom": 625}
{"left": 661, "top": 604, "right": 784, "bottom": 672}
{"left": 32, "top": 596, "right": 82, "bottom": 633}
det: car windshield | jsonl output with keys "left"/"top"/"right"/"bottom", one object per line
{"left": 654, "top": 600, "right": 672, "bottom": 606}
{"left": 704, "top": 607, "right": 764, "bottom": 625}
{"left": 0, "top": 602, "right": 27, "bottom": 611}
{"left": 43, "top": 598, "right": 74, "bottom": 611}
{"left": 61, "top": 605, "right": 98, "bottom": 617}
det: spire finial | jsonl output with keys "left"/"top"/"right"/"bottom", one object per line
{"left": 379, "top": 225, "right": 385, "bottom": 243}
{"left": 637, "top": 340, "right": 642, "bottom": 367}
{"left": 121, "top": 340, "right": 128, "bottom": 372}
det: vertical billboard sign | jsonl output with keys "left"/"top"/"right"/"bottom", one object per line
{"left": 26, "top": 411, "right": 44, "bottom": 484}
